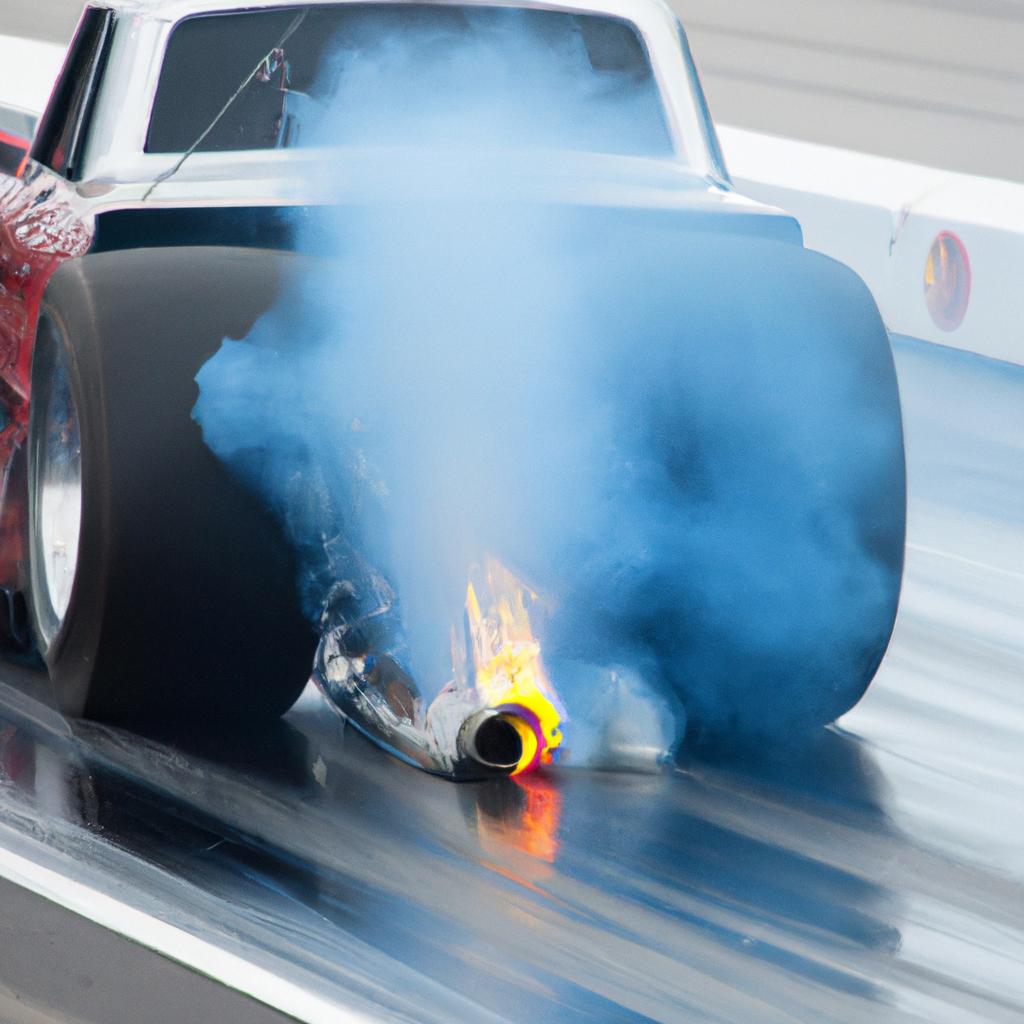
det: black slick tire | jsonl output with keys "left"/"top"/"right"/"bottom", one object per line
{"left": 28, "top": 246, "right": 314, "bottom": 727}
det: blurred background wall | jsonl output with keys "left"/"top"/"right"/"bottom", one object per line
{"left": 6, "top": 0, "right": 1024, "bottom": 182}
{"left": 678, "top": 0, "right": 1023, "bottom": 182}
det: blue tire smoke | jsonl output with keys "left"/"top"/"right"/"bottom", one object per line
{"left": 192, "top": 10, "right": 904, "bottom": 749}
{"left": 193, "top": 204, "right": 903, "bottom": 745}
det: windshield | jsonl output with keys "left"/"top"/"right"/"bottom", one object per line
{"left": 146, "top": 4, "right": 675, "bottom": 159}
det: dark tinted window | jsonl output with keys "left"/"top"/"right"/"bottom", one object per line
{"left": 146, "top": 4, "right": 671, "bottom": 157}
{"left": 0, "top": 136, "right": 29, "bottom": 177}
{"left": 31, "top": 6, "right": 115, "bottom": 180}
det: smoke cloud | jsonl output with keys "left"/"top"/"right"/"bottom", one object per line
{"left": 193, "top": 7, "right": 903, "bottom": 762}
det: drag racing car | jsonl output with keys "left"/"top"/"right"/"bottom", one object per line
{"left": 0, "top": 0, "right": 905, "bottom": 776}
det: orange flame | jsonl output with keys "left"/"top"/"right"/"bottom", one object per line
{"left": 457, "top": 557, "right": 565, "bottom": 774}
{"left": 476, "top": 774, "right": 563, "bottom": 868}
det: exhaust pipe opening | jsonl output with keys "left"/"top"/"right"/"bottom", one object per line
{"left": 461, "top": 710, "right": 524, "bottom": 772}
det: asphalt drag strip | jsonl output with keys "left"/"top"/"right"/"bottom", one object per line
{"left": 0, "top": 336, "right": 1019, "bottom": 1023}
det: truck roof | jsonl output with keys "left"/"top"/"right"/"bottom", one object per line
{"left": 26, "top": 0, "right": 744, "bottom": 221}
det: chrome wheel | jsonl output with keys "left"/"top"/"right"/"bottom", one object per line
{"left": 32, "top": 331, "right": 82, "bottom": 648}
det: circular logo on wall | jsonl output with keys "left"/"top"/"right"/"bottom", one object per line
{"left": 924, "top": 231, "right": 971, "bottom": 332}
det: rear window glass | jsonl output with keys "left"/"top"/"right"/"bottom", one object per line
{"left": 146, "top": 4, "right": 672, "bottom": 157}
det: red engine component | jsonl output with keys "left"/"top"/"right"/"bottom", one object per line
{"left": 0, "top": 169, "right": 92, "bottom": 587}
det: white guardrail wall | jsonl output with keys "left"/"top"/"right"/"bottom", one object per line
{"left": 0, "top": 34, "right": 64, "bottom": 130}
{"left": 3, "top": 31, "right": 1023, "bottom": 367}
{"left": 720, "top": 126, "right": 1024, "bottom": 367}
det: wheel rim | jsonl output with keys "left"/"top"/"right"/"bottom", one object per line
{"left": 35, "top": 336, "right": 82, "bottom": 646}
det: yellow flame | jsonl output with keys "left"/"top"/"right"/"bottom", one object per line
{"left": 463, "top": 558, "right": 564, "bottom": 774}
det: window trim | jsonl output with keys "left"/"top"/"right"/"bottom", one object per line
{"left": 30, "top": 6, "right": 117, "bottom": 181}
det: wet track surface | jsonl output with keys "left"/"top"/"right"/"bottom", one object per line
{"left": 0, "top": 335, "right": 1021, "bottom": 1022}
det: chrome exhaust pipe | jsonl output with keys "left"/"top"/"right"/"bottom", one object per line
{"left": 458, "top": 709, "right": 524, "bottom": 774}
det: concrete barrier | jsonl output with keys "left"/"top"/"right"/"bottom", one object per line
{"left": 721, "top": 125, "right": 1024, "bottom": 366}
{"left": 0, "top": 32, "right": 64, "bottom": 124}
